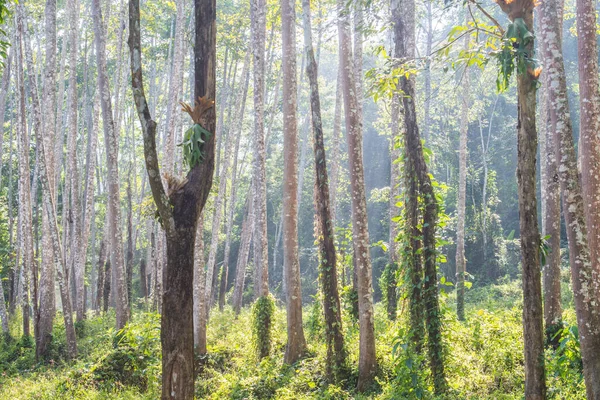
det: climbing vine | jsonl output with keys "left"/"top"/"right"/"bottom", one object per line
{"left": 252, "top": 294, "right": 274, "bottom": 360}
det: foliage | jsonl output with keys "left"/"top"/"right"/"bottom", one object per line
{"left": 252, "top": 294, "right": 275, "bottom": 359}
{"left": 178, "top": 123, "right": 212, "bottom": 169}
{"left": 494, "top": 18, "right": 537, "bottom": 92}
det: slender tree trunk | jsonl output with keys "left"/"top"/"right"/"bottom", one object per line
{"left": 456, "top": 43, "right": 469, "bottom": 321}
{"left": 193, "top": 213, "right": 207, "bottom": 353}
{"left": 539, "top": 0, "right": 600, "bottom": 396}
{"left": 163, "top": 0, "right": 186, "bottom": 173}
{"left": 251, "top": 0, "right": 270, "bottom": 301}
{"left": 15, "top": 32, "right": 34, "bottom": 338}
{"left": 92, "top": 0, "right": 129, "bottom": 330}
{"left": 232, "top": 195, "right": 254, "bottom": 315}
{"left": 301, "top": 0, "right": 347, "bottom": 380}
{"left": 338, "top": 0, "right": 377, "bottom": 390}
{"left": 496, "top": 1, "right": 545, "bottom": 397}
{"left": 387, "top": 91, "right": 401, "bottom": 320}
{"left": 219, "top": 54, "right": 250, "bottom": 311}
{"left": 537, "top": 4, "right": 562, "bottom": 336}
{"left": 282, "top": 0, "right": 308, "bottom": 365}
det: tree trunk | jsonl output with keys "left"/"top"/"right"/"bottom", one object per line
{"left": 251, "top": 0, "right": 270, "bottom": 301}
{"left": 456, "top": 39, "right": 469, "bottom": 321}
{"left": 496, "top": 1, "right": 545, "bottom": 398}
{"left": 387, "top": 91, "right": 401, "bottom": 321}
{"left": 129, "top": 0, "right": 217, "bottom": 396}
{"left": 193, "top": 213, "right": 207, "bottom": 353}
{"left": 537, "top": 5, "right": 562, "bottom": 336}
{"left": 15, "top": 31, "right": 34, "bottom": 338}
{"left": 539, "top": 0, "right": 600, "bottom": 396}
{"left": 282, "top": 0, "right": 308, "bottom": 365}
{"left": 163, "top": 0, "right": 186, "bottom": 173}
{"left": 394, "top": 0, "right": 446, "bottom": 392}
{"left": 92, "top": 0, "right": 129, "bottom": 330}
{"left": 301, "top": 0, "right": 347, "bottom": 380}
{"left": 232, "top": 195, "right": 254, "bottom": 315}
{"left": 219, "top": 54, "right": 250, "bottom": 311}
{"left": 338, "top": 0, "right": 377, "bottom": 390}
{"left": 576, "top": 0, "right": 600, "bottom": 304}
{"left": 19, "top": 2, "right": 77, "bottom": 359}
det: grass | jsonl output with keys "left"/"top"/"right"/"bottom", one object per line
{"left": 0, "top": 279, "right": 586, "bottom": 399}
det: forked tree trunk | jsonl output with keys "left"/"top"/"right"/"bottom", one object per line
{"left": 129, "top": 0, "right": 216, "bottom": 396}
{"left": 282, "top": 0, "right": 307, "bottom": 365}
{"left": 539, "top": 0, "right": 600, "bottom": 396}
{"left": 301, "top": 0, "right": 347, "bottom": 381}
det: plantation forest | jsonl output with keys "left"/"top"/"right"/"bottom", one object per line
{"left": 0, "top": 0, "right": 599, "bottom": 397}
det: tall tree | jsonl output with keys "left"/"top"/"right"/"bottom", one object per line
{"left": 576, "top": 0, "right": 600, "bottom": 303}
{"left": 495, "top": 0, "right": 546, "bottom": 397}
{"left": 539, "top": 0, "right": 600, "bottom": 396}
{"left": 337, "top": 0, "right": 377, "bottom": 390}
{"left": 301, "top": 0, "right": 347, "bottom": 380}
{"left": 282, "top": 0, "right": 308, "bottom": 365}
{"left": 456, "top": 36, "right": 469, "bottom": 322}
{"left": 129, "top": 0, "right": 216, "bottom": 396}
{"left": 92, "top": 0, "right": 129, "bottom": 330}
{"left": 393, "top": 0, "right": 446, "bottom": 392}
{"left": 538, "top": 1, "right": 562, "bottom": 337}
{"left": 15, "top": 29, "right": 34, "bottom": 339}
{"left": 251, "top": 0, "right": 270, "bottom": 302}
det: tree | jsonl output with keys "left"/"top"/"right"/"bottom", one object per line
{"left": 129, "top": 0, "right": 217, "bottom": 397}
{"left": 301, "top": 0, "right": 347, "bottom": 381}
{"left": 576, "top": 0, "right": 600, "bottom": 305}
{"left": 19, "top": 1, "right": 78, "bottom": 360}
{"left": 456, "top": 31, "right": 469, "bottom": 321}
{"left": 92, "top": 0, "right": 129, "bottom": 330}
{"left": 337, "top": 0, "right": 377, "bottom": 390}
{"left": 282, "top": 0, "right": 308, "bottom": 365}
{"left": 538, "top": 0, "right": 562, "bottom": 339}
{"left": 539, "top": 0, "right": 600, "bottom": 396}
{"left": 393, "top": 0, "right": 446, "bottom": 392}
{"left": 495, "top": 0, "right": 545, "bottom": 397}
{"left": 251, "top": 0, "right": 270, "bottom": 303}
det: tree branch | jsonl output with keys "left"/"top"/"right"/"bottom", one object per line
{"left": 128, "top": 0, "right": 174, "bottom": 236}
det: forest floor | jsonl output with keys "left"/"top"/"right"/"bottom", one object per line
{"left": 0, "top": 278, "right": 586, "bottom": 399}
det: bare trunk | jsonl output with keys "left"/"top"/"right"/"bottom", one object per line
{"left": 232, "top": 196, "right": 254, "bottom": 315}
{"left": 495, "top": 1, "right": 546, "bottom": 397}
{"left": 282, "top": 0, "right": 307, "bottom": 365}
{"left": 456, "top": 40, "right": 469, "bottom": 321}
{"left": 251, "top": 0, "right": 270, "bottom": 300}
{"left": 219, "top": 54, "right": 250, "bottom": 311}
{"left": 193, "top": 213, "right": 207, "bottom": 353}
{"left": 338, "top": 0, "right": 376, "bottom": 390}
{"left": 539, "top": 0, "right": 600, "bottom": 396}
{"left": 576, "top": 0, "right": 600, "bottom": 305}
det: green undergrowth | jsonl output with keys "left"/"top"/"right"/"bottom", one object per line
{"left": 0, "top": 280, "right": 585, "bottom": 399}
